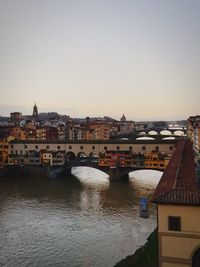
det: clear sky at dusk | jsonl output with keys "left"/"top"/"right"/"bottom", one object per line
{"left": 0, "top": 0, "right": 199, "bottom": 120}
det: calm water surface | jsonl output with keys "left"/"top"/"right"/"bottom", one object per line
{"left": 0, "top": 169, "right": 157, "bottom": 267}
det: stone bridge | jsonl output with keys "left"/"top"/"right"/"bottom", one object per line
{"left": 56, "top": 159, "right": 162, "bottom": 181}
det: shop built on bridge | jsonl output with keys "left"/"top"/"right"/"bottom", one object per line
{"left": 2, "top": 139, "right": 181, "bottom": 180}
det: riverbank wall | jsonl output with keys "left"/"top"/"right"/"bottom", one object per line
{"left": 114, "top": 228, "right": 158, "bottom": 267}
{"left": 0, "top": 165, "right": 71, "bottom": 179}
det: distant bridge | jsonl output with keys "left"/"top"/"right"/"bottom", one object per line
{"left": 111, "top": 129, "right": 186, "bottom": 141}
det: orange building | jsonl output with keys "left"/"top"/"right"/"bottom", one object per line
{"left": 0, "top": 136, "right": 15, "bottom": 167}
{"left": 145, "top": 151, "right": 170, "bottom": 170}
{"left": 87, "top": 122, "right": 114, "bottom": 140}
{"left": 11, "top": 127, "right": 26, "bottom": 140}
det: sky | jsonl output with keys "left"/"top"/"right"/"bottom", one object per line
{"left": 0, "top": 0, "right": 200, "bottom": 121}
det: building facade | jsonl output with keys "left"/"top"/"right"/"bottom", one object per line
{"left": 10, "top": 112, "right": 22, "bottom": 121}
{"left": 152, "top": 140, "right": 200, "bottom": 267}
{"left": 187, "top": 115, "right": 200, "bottom": 156}
{"left": 7, "top": 139, "right": 177, "bottom": 166}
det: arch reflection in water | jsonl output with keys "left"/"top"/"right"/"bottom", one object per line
{"left": 71, "top": 167, "right": 110, "bottom": 212}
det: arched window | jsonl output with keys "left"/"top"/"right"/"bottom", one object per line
{"left": 66, "top": 151, "right": 76, "bottom": 161}
{"left": 192, "top": 246, "right": 200, "bottom": 267}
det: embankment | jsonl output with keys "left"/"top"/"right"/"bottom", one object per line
{"left": 114, "top": 228, "right": 158, "bottom": 267}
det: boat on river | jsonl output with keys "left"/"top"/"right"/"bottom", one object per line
{"left": 139, "top": 197, "right": 149, "bottom": 218}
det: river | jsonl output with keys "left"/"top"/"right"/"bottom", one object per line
{"left": 0, "top": 167, "right": 159, "bottom": 267}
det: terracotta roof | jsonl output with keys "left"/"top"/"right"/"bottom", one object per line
{"left": 152, "top": 140, "right": 200, "bottom": 206}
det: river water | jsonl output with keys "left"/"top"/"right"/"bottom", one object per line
{"left": 0, "top": 167, "right": 158, "bottom": 267}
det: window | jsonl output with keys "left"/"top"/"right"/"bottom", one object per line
{"left": 129, "top": 146, "right": 132, "bottom": 150}
{"left": 46, "top": 145, "right": 49, "bottom": 149}
{"left": 155, "top": 146, "right": 159, "bottom": 152}
{"left": 142, "top": 146, "right": 146, "bottom": 150}
{"left": 92, "top": 146, "right": 95, "bottom": 150}
{"left": 11, "top": 145, "right": 14, "bottom": 149}
{"left": 35, "top": 145, "right": 38, "bottom": 149}
{"left": 80, "top": 146, "right": 83, "bottom": 150}
{"left": 57, "top": 146, "right": 60, "bottom": 149}
{"left": 170, "top": 146, "right": 173, "bottom": 150}
{"left": 25, "top": 145, "right": 27, "bottom": 149}
{"left": 116, "top": 146, "right": 120, "bottom": 150}
{"left": 168, "top": 216, "right": 181, "bottom": 231}
{"left": 104, "top": 146, "right": 107, "bottom": 150}
{"left": 69, "top": 146, "right": 72, "bottom": 150}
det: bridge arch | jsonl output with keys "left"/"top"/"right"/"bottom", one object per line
{"left": 174, "top": 130, "right": 184, "bottom": 136}
{"left": 148, "top": 130, "right": 158, "bottom": 135}
{"left": 89, "top": 152, "right": 99, "bottom": 163}
{"left": 162, "top": 137, "right": 175, "bottom": 140}
{"left": 129, "top": 169, "right": 163, "bottom": 187}
{"left": 71, "top": 166, "right": 109, "bottom": 186}
{"left": 89, "top": 151, "right": 98, "bottom": 157}
{"left": 138, "top": 131, "right": 146, "bottom": 135}
{"left": 66, "top": 151, "right": 76, "bottom": 161}
{"left": 136, "top": 136, "right": 156, "bottom": 141}
{"left": 77, "top": 151, "right": 88, "bottom": 158}
{"left": 77, "top": 152, "right": 89, "bottom": 163}
{"left": 160, "top": 130, "right": 172, "bottom": 135}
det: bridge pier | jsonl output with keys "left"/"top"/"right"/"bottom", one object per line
{"left": 109, "top": 167, "right": 129, "bottom": 181}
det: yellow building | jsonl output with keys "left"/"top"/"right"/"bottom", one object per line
{"left": 152, "top": 140, "right": 200, "bottom": 267}
{"left": 0, "top": 136, "right": 15, "bottom": 167}
{"left": 11, "top": 127, "right": 26, "bottom": 140}
{"left": 36, "top": 127, "right": 47, "bottom": 140}
{"left": 145, "top": 151, "right": 170, "bottom": 170}
{"left": 87, "top": 123, "right": 112, "bottom": 140}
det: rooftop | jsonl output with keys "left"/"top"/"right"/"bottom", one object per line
{"left": 152, "top": 139, "right": 200, "bottom": 206}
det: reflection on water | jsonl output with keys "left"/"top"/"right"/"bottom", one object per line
{"left": 0, "top": 169, "right": 157, "bottom": 267}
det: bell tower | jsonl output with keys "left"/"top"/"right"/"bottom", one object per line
{"left": 32, "top": 102, "right": 38, "bottom": 119}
